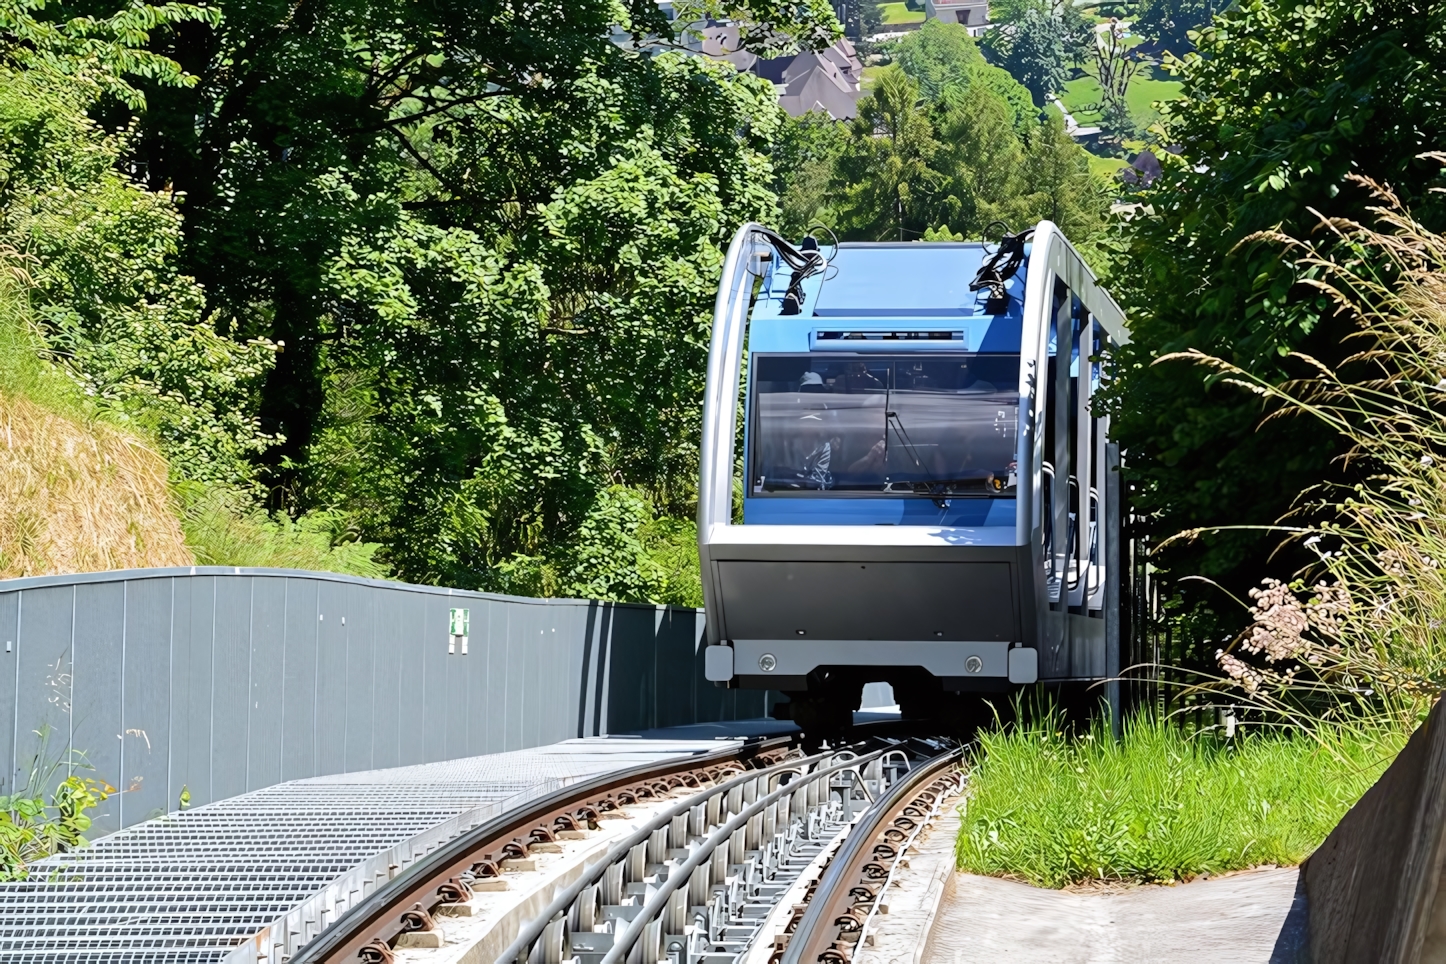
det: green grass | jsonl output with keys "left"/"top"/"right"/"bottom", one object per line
{"left": 0, "top": 272, "right": 94, "bottom": 421}
{"left": 877, "top": 2, "right": 924, "bottom": 24}
{"left": 177, "top": 482, "right": 391, "bottom": 578}
{"left": 1086, "top": 152, "right": 1129, "bottom": 179}
{"left": 1059, "top": 65, "right": 1183, "bottom": 128}
{"left": 956, "top": 713, "right": 1402, "bottom": 888}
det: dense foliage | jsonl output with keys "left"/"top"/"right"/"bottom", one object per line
{"left": 1133, "top": 0, "right": 1222, "bottom": 53}
{"left": 982, "top": 0, "right": 1092, "bottom": 106}
{"left": 0, "top": 9, "right": 276, "bottom": 492}
{"left": 0, "top": 0, "right": 841, "bottom": 601}
{"left": 1102, "top": 0, "right": 1446, "bottom": 613}
{"left": 778, "top": 21, "right": 1107, "bottom": 245}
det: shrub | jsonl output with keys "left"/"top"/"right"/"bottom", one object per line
{"left": 0, "top": 726, "right": 113, "bottom": 880}
{"left": 1170, "top": 172, "right": 1446, "bottom": 731}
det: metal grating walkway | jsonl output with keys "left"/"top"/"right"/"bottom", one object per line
{"left": 0, "top": 738, "right": 733, "bottom": 963}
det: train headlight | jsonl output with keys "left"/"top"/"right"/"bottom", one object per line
{"left": 759, "top": 654, "right": 778, "bottom": 672}
{"left": 965, "top": 655, "right": 983, "bottom": 674}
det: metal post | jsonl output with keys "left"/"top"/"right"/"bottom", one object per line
{"left": 1104, "top": 442, "right": 1122, "bottom": 740}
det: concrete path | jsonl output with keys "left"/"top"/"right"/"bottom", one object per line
{"left": 921, "top": 866, "right": 1309, "bottom": 963}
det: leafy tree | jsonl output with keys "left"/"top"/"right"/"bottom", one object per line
{"left": 833, "top": 67, "right": 944, "bottom": 241}
{"left": 1018, "top": 109, "right": 1107, "bottom": 244}
{"left": 1134, "top": 0, "right": 1222, "bottom": 53}
{"left": 0, "top": 3, "right": 276, "bottom": 491}
{"left": 17, "top": 0, "right": 837, "bottom": 597}
{"left": 296, "top": 53, "right": 787, "bottom": 594}
{"left": 987, "top": 0, "right": 1092, "bottom": 76}
{"left": 932, "top": 83, "right": 1029, "bottom": 232}
{"left": 832, "top": 62, "right": 1104, "bottom": 244}
{"left": 1102, "top": 0, "right": 1446, "bottom": 610}
{"left": 893, "top": 18, "right": 1037, "bottom": 129}
{"left": 997, "top": 7, "right": 1070, "bottom": 106}
{"left": 773, "top": 111, "right": 848, "bottom": 237}
{"left": 1093, "top": 19, "right": 1144, "bottom": 142}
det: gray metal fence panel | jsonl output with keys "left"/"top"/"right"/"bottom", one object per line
{"left": 343, "top": 581, "right": 374, "bottom": 772}
{"left": 0, "top": 590, "right": 18, "bottom": 803}
{"left": 120, "top": 576, "right": 172, "bottom": 827}
{"left": 280, "top": 577, "right": 319, "bottom": 782}
{"left": 72, "top": 581, "right": 125, "bottom": 809}
{"left": 484, "top": 599, "right": 508, "bottom": 755}
{"left": 212, "top": 576, "right": 252, "bottom": 803}
{"left": 445, "top": 590, "right": 471, "bottom": 761}
{"left": 248, "top": 576, "right": 287, "bottom": 793}
{"left": 314, "top": 580, "right": 347, "bottom": 775}
{"left": 421, "top": 593, "right": 448, "bottom": 762}
{"left": 13, "top": 585, "right": 73, "bottom": 800}
{"left": 177, "top": 575, "right": 215, "bottom": 808}
{"left": 371, "top": 589, "right": 402, "bottom": 771}
{"left": 0, "top": 567, "right": 769, "bottom": 833}
{"left": 397, "top": 589, "right": 427, "bottom": 765}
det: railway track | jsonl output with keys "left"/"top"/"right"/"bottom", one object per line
{"left": 281, "top": 733, "right": 963, "bottom": 964}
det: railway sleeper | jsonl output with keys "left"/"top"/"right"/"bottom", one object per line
{"left": 351, "top": 743, "right": 890, "bottom": 964}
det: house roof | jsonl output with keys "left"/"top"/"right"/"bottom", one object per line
{"left": 777, "top": 51, "right": 860, "bottom": 119}
{"left": 702, "top": 31, "right": 863, "bottom": 120}
{"left": 699, "top": 24, "right": 757, "bottom": 70}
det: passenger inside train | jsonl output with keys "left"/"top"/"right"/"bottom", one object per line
{"left": 750, "top": 354, "right": 1019, "bottom": 498}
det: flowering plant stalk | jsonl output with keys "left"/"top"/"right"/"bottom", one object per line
{"left": 1157, "top": 166, "right": 1446, "bottom": 735}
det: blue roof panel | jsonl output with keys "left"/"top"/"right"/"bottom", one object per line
{"left": 815, "top": 243, "right": 998, "bottom": 316}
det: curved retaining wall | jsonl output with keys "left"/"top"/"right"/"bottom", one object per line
{"left": 1303, "top": 694, "right": 1446, "bottom": 963}
{"left": 0, "top": 567, "right": 773, "bottom": 834}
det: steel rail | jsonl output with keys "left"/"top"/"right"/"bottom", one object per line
{"left": 496, "top": 748, "right": 842, "bottom": 963}
{"left": 854, "top": 763, "right": 961, "bottom": 950}
{"left": 287, "top": 737, "right": 793, "bottom": 964}
{"left": 777, "top": 746, "right": 964, "bottom": 964}
{"left": 599, "top": 750, "right": 889, "bottom": 964}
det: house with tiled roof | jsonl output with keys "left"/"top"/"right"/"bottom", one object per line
{"left": 701, "top": 25, "right": 864, "bottom": 120}
{"left": 924, "top": 0, "right": 989, "bottom": 28}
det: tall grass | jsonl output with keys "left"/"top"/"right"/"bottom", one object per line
{"left": 1163, "top": 169, "right": 1446, "bottom": 730}
{"left": 0, "top": 266, "right": 194, "bottom": 577}
{"left": 1, "top": 255, "right": 390, "bottom": 580}
{"left": 177, "top": 482, "right": 389, "bottom": 578}
{"left": 956, "top": 711, "right": 1401, "bottom": 888}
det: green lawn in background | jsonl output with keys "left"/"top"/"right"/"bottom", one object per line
{"left": 1128, "top": 74, "right": 1184, "bottom": 124}
{"left": 862, "top": 64, "right": 887, "bottom": 88}
{"left": 1061, "top": 74, "right": 1106, "bottom": 124}
{"left": 1086, "top": 152, "right": 1129, "bottom": 179}
{"left": 878, "top": 2, "right": 925, "bottom": 24}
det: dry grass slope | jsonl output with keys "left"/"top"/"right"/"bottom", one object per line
{"left": 0, "top": 391, "right": 192, "bottom": 578}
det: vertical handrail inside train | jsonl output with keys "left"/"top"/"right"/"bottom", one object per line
{"left": 1041, "top": 462, "right": 1059, "bottom": 604}
{"left": 1086, "top": 487, "right": 1102, "bottom": 610}
{"left": 1066, "top": 476, "right": 1082, "bottom": 593}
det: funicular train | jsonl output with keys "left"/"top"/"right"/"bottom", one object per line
{"left": 697, "top": 223, "right": 1129, "bottom": 739}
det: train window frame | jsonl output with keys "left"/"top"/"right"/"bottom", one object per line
{"left": 746, "top": 352, "right": 1021, "bottom": 500}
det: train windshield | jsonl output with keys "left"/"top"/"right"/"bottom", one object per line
{"left": 750, "top": 354, "right": 1019, "bottom": 498}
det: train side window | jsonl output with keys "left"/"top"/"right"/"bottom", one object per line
{"left": 1042, "top": 278, "right": 1069, "bottom": 602}
{"left": 1068, "top": 295, "right": 1092, "bottom": 601}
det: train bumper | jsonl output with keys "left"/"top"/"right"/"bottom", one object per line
{"left": 704, "top": 641, "right": 1038, "bottom": 686}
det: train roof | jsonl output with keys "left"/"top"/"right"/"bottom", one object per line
{"left": 819, "top": 242, "right": 998, "bottom": 317}
{"left": 752, "top": 241, "right": 1024, "bottom": 322}
{"left": 748, "top": 230, "right": 1128, "bottom": 347}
